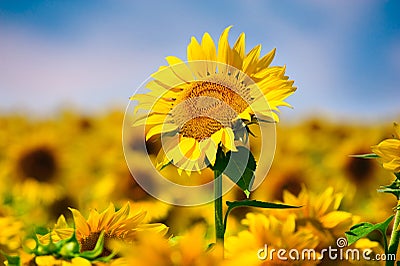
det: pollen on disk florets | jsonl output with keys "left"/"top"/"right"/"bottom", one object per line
{"left": 171, "top": 74, "right": 251, "bottom": 141}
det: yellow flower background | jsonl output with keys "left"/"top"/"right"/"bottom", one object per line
{"left": 0, "top": 108, "right": 398, "bottom": 265}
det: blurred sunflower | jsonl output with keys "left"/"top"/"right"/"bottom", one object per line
{"left": 372, "top": 122, "right": 400, "bottom": 173}
{"left": 132, "top": 26, "right": 296, "bottom": 174}
{"left": 273, "top": 186, "right": 359, "bottom": 249}
{"left": 27, "top": 256, "right": 92, "bottom": 266}
{"left": 0, "top": 216, "right": 25, "bottom": 253}
{"left": 7, "top": 124, "right": 61, "bottom": 184}
{"left": 41, "top": 202, "right": 168, "bottom": 257}
{"left": 113, "top": 224, "right": 223, "bottom": 266}
{"left": 224, "top": 213, "right": 319, "bottom": 265}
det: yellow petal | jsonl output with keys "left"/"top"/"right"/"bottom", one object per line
{"left": 69, "top": 208, "right": 90, "bottom": 238}
{"left": 187, "top": 36, "right": 208, "bottom": 78}
{"left": 282, "top": 214, "right": 295, "bottom": 235}
{"left": 132, "top": 113, "right": 172, "bottom": 127}
{"left": 165, "top": 56, "right": 194, "bottom": 81}
{"left": 238, "top": 110, "right": 252, "bottom": 121}
{"left": 257, "top": 48, "right": 276, "bottom": 70}
{"left": 243, "top": 45, "right": 261, "bottom": 75}
{"left": 211, "top": 128, "right": 224, "bottom": 145}
{"left": 217, "top": 26, "right": 233, "bottom": 66}
{"left": 200, "top": 138, "right": 218, "bottom": 166}
{"left": 98, "top": 203, "right": 116, "bottom": 229}
{"left": 201, "top": 32, "right": 217, "bottom": 74}
{"left": 151, "top": 65, "right": 187, "bottom": 88}
{"left": 167, "top": 137, "right": 197, "bottom": 165}
{"left": 132, "top": 94, "right": 172, "bottom": 114}
{"left": 383, "top": 159, "right": 400, "bottom": 172}
{"left": 232, "top": 32, "right": 245, "bottom": 69}
{"left": 146, "top": 123, "right": 178, "bottom": 140}
{"left": 87, "top": 209, "right": 101, "bottom": 232}
{"left": 221, "top": 128, "right": 237, "bottom": 152}
{"left": 320, "top": 211, "right": 352, "bottom": 228}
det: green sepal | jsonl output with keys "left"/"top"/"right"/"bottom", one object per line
{"left": 58, "top": 230, "right": 80, "bottom": 259}
{"left": 206, "top": 243, "right": 215, "bottom": 252}
{"left": 27, "top": 228, "right": 107, "bottom": 261}
{"left": 377, "top": 179, "right": 400, "bottom": 199}
{"left": 211, "top": 146, "right": 256, "bottom": 197}
{"left": 395, "top": 172, "right": 400, "bottom": 180}
{"left": 349, "top": 153, "right": 379, "bottom": 159}
{"left": 160, "top": 161, "right": 172, "bottom": 171}
{"left": 345, "top": 215, "right": 394, "bottom": 254}
{"left": 223, "top": 200, "right": 301, "bottom": 233}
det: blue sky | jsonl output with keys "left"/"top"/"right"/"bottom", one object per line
{"left": 0, "top": 0, "right": 399, "bottom": 121}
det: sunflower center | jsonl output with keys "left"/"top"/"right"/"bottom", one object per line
{"left": 185, "top": 81, "right": 249, "bottom": 115}
{"left": 173, "top": 80, "right": 250, "bottom": 141}
{"left": 181, "top": 116, "right": 223, "bottom": 140}
{"left": 18, "top": 146, "right": 58, "bottom": 183}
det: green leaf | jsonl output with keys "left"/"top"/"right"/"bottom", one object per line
{"left": 349, "top": 153, "right": 379, "bottom": 159}
{"left": 345, "top": 215, "right": 394, "bottom": 253}
{"left": 212, "top": 146, "right": 256, "bottom": 197}
{"left": 223, "top": 200, "right": 301, "bottom": 233}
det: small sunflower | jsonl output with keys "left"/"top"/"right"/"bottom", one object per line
{"left": 273, "top": 185, "right": 359, "bottom": 249}
{"left": 225, "top": 213, "right": 319, "bottom": 265}
{"left": 113, "top": 224, "right": 223, "bottom": 266}
{"left": 132, "top": 26, "right": 296, "bottom": 174}
{"left": 69, "top": 202, "right": 168, "bottom": 255}
{"left": 0, "top": 216, "right": 25, "bottom": 253}
{"left": 29, "top": 256, "right": 92, "bottom": 266}
{"left": 372, "top": 122, "right": 400, "bottom": 173}
{"left": 40, "top": 202, "right": 168, "bottom": 257}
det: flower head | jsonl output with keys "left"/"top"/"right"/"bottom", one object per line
{"left": 40, "top": 202, "right": 168, "bottom": 257}
{"left": 371, "top": 122, "right": 400, "bottom": 173}
{"left": 113, "top": 224, "right": 223, "bottom": 266}
{"left": 225, "top": 212, "right": 319, "bottom": 265}
{"left": 273, "top": 186, "right": 359, "bottom": 249}
{"left": 132, "top": 27, "right": 296, "bottom": 174}
{"left": 69, "top": 202, "right": 168, "bottom": 255}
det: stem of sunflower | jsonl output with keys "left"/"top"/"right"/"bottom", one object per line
{"left": 387, "top": 200, "right": 400, "bottom": 266}
{"left": 214, "top": 169, "right": 224, "bottom": 255}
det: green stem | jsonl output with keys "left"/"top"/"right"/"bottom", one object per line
{"left": 387, "top": 200, "right": 400, "bottom": 266}
{"left": 214, "top": 169, "right": 224, "bottom": 249}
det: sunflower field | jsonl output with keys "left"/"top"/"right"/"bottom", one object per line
{"left": 0, "top": 107, "right": 398, "bottom": 265}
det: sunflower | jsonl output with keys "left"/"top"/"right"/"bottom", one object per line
{"left": 113, "top": 224, "right": 223, "bottom": 266}
{"left": 224, "top": 213, "right": 319, "bottom": 265}
{"left": 271, "top": 185, "right": 359, "bottom": 250}
{"left": 372, "top": 122, "right": 400, "bottom": 173}
{"left": 132, "top": 26, "right": 296, "bottom": 174}
{"left": 70, "top": 202, "right": 168, "bottom": 255}
{"left": 0, "top": 216, "right": 25, "bottom": 253}
{"left": 40, "top": 202, "right": 168, "bottom": 257}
